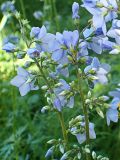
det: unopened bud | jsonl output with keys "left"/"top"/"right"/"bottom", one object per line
{"left": 92, "top": 151, "right": 97, "bottom": 159}
{"left": 41, "top": 85, "right": 48, "bottom": 90}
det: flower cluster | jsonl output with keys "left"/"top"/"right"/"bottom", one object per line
{"left": 1, "top": 0, "right": 120, "bottom": 159}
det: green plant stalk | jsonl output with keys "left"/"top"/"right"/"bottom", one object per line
{"left": 51, "top": 0, "right": 60, "bottom": 31}
{"left": 19, "top": 0, "right": 26, "bottom": 19}
{"left": 77, "top": 69, "right": 91, "bottom": 160}
{"left": 34, "top": 59, "right": 68, "bottom": 144}
{"left": 58, "top": 112, "right": 68, "bottom": 144}
{"left": 12, "top": 54, "right": 19, "bottom": 160}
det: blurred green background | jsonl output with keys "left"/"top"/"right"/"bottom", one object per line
{"left": 0, "top": 0, "right": 120, "bottom": 160}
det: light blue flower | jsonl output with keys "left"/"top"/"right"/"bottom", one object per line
{"left": 2, "top": 42, "right": 16, "bottom": 53}
{"left": 1, "top": 1, "right": 16, "bottom": 14}
{"left": 106, "top": 98, "right": 120, "bottom": 126}
{"left": 107, "top": 19, "right": 120, "bottom": 45}
{"left": 56, "top": 64, "right": 69, "bottom": 77}
{"left": 82, "top": 0, "right": 118, "bottom": 35}
{"left": 109, "top": 86, "right": 120, "bottom": 98}
{"left": 53, "top": 79, "right": 74, "bottom": 111}
{"left": 72, "top": 2, "right": 80, "bottom": 19}
{"left": 77, "top": 41, "right": 89, "bottom": 59}
{"left": 89, "top": 37, "right": 116, "bottom": 54}
{"left": 71, "top": 122, "right": 96, "bottom": 144}
{"left": 11, "top": 67, "right": 39, "bottom": 96}
{"left": 30, "top": 27, "right": 41, "bottom": 38}
{"left": 63, "top": 30, "right": 79, "bottom": 50}
{"left": 50, "top": 32, "right": 68, "bottom": 64}
{"left": 36, "top": 26, "right": 55, "bottom": 52}
{"left": 3, "top": 35, "right": 19, "bottom": 45}
{"left": 51, "top": 30, "right": 79, "bottom": 64}
{"left": 33, "top": 11, "right": 43, "bottom": 20}
{"left": 30, "top": 26, "right": 55, "bottom": 52}
{"left": 83, "top": 27, "right": 94, "bottom": 38}
{"left": 84, "top": 57, "right": 110, "bottom": 85}
{"left": 27, "top": 48, "right": 40, "bottom": 59}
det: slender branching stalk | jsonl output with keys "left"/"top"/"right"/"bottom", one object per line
{"left": 34, "top": 58, "right": 68, "bottom": 145}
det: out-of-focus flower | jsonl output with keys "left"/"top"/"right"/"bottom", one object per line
{"left": 1, "top": 1, "right": 16, "bottom": 14}
{"left": 33, "top": 11, "right": 43, "bottom": 20}
{"left": 30, "top": 27, "right": 41, "bottom": 38}
{"left": 3, "top": 35, "right": 19, "bottom": 45}
{"left": 11, "top": 67, "right": 39, "bottom": 96}
{"left": 27, "top": 48, "right": 40, "bottom": 59}
{"left": 109, "top": 85, "right": 120, "bottom": 98}
{"left": 72, "top": 2, "right": 80, "bottom": 19}
{"left": 45, "top": 146, "right": 54, "bottom": 158}
{"left": 2, "top": 42, "right": 16, "bottom": 53}
{"left": 106, "top": 98, "right": 120, "bottom": 125}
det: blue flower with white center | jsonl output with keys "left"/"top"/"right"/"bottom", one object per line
{"left": 84, "top": 57, "right": 110, "bottom": 85}
{"left": 1, "top": 1, "right": 16, "bottom": 14}
{"left": 53, "top": 79, "right": 74, "bottom": 111}
{"left": 2, "top": 42, "right": 16, "bottom": 53}
{"left": 106, "top": 98, "right": 120, "bottom": 126}
{"left": 72, "top": 2, "right": 80, "bottom": 19}
{"left": 11, "top": 67, "right": 39, "bottom": 96}
{"left": 71, "top": 122, "right": 96, "bottom": 144}
{"left": 27, "top": 48, "right": 40, "bottom": 59}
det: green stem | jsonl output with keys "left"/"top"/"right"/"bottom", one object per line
{"left": 34, "top": 59, "right": 68, "bottom": 144}
{"left": 77, "top": 69, "right": 90, "bottom": 160}
{"left": 51, "top": 0, "right": 59, "bottom": 31}
{"left": 58, "top": 112, "right": 68, "bottom": 144}
{"left": 12, "top": 54, "right": 18, "bottom": 160}
{"left": 19, "top": 0, "right": 26, "bottom": 19}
